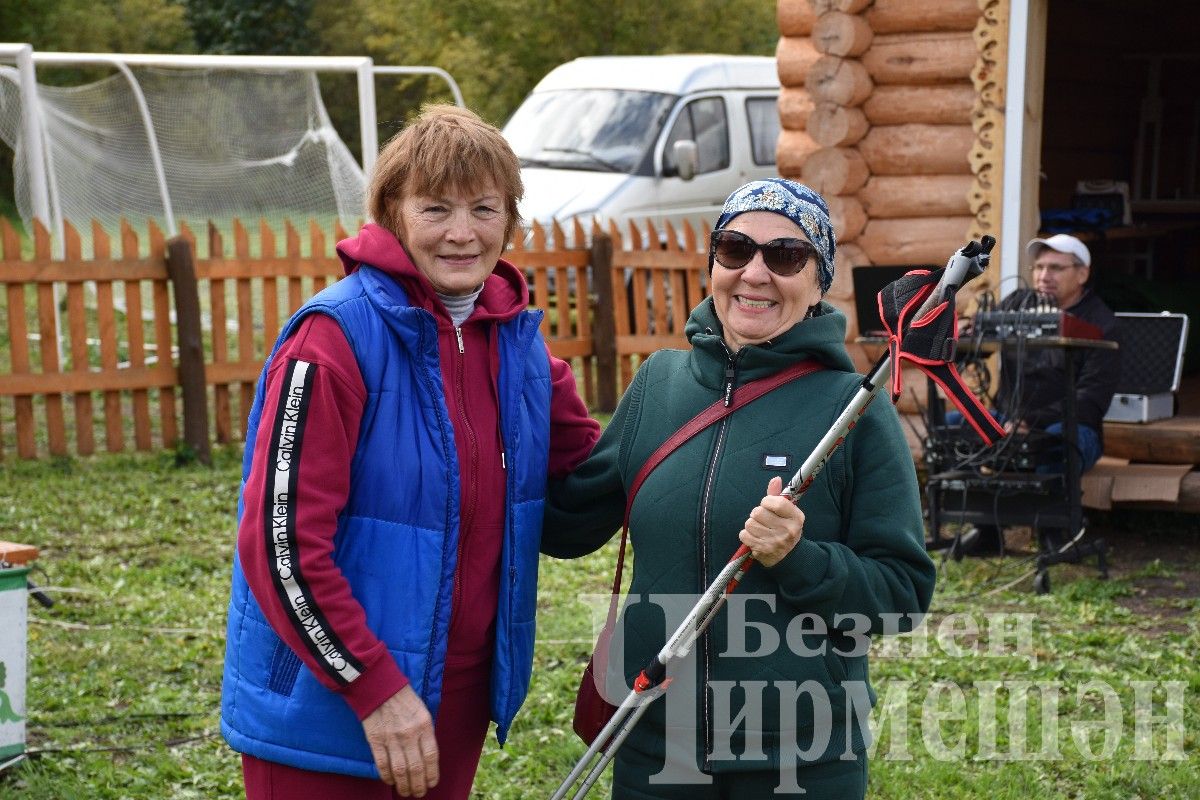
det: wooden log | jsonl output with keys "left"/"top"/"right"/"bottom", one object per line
{"left": 812, "top": 0, "right": 872, "bottom": 13}
{"left": 863, "top": 84, "right": 976, "bottom": 125}
{"left": 779, "top": 87, "right": 815, "bottom": 131}
{"left": 894, "top": 370, "right": 924, "bottom": 415}
{"left": 861, "top": 32, "right": 978, "bottom": 85}
{"left": 864, "top": 0, "right": 981, "bottom": 34}
{"left": 807, "top": 103, "right": 869, "bottom": 147}
{"left": 777, "top": 0, "right": 816, "bottom": 36}
{"left": 844, "top": 341, "right": 875, "bottom": 376}
{"left": 776, "top": 128, "right": 822, "bottom": 177}
{"left": 801, "top": 146, "right": 869, "bottom": 196}
{"left": 806, "top": 56, "right": 873, "bottom": 107}
{"left": 826, "top": 296, "right": 858, "bottom": 340}
{"left": 826, "top": 194, "right": 866, "bottom": 242}
{"left": 828, "top": 240, "right": 869, "bottom": 301}
{"left": 858, "top": 175, "right": 974, "bottom": 218}
{"left": 812, "top": 11, "right": 873, "bottom": 57}
{"left": 897, "top": 411, "right": 925, "bottom": 458}
{"left": 857, "top": 124, "right": 973, "bottom": 175}
{"left": 858, "top": 217, "right": 974, "bottom": 265}
{"left": 776, "top": 37, "right": 821, "bottom": 87}
{"left": 1102, "top": 416, "right": 1200, "bottom": 465}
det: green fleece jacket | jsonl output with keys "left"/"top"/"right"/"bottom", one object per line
{"left": 543, "top": 298, "right": 935, "bottom": 773}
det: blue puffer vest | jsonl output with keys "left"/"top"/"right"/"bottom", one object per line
{"left": 220, "top": 265, "right": 551, "bottom": 777}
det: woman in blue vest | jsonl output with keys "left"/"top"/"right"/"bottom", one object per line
{"left": 221, "top": 105, "right": 600, "bottom": 799}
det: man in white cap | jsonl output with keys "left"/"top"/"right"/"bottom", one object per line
{"left": 1026, "top": 233, "right": 1095, "bottom": 310}
{"left": 959, "top": 233, "right": 1120, "bottom": 555}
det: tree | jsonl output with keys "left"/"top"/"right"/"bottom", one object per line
{"left": 0, "top": 0, "right": 193, "bottom": 54}
{"left": 309, "top": 0, "right": 778, "bottom": 129}
{"left": 183, "top": 0, "right": 317, "bottom": 55}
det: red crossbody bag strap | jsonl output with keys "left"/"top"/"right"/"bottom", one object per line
{"left": 601, "top": 358, "right": 825, "bottom": 623}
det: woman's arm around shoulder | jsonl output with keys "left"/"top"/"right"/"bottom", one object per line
{"left": 540, "top": 355, "right": 654, "bottom": 559}
{"left": 546, "top": 348, "right": 601, "bottom": 478}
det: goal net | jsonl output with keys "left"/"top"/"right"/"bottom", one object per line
{"left": 0, "top": 65, "right": 366, "bottom": 249}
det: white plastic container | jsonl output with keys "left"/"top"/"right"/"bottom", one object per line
{"left": 0, "top": 564, "right": 30, "bottom": 768}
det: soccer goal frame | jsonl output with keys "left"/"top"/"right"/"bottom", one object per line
{"left": 0, "top": 44, "right": 464, "bottom": 246}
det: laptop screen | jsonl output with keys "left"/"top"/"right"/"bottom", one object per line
{"left": 850, "top": 265, "right": 931, "bottom": 337}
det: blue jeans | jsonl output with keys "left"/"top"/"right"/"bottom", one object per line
{"left": 943, "top": 412, "right": 1103, "bottom": 473}
{"left": 1040, "top": 421, "right": 1103, "bottom": 474}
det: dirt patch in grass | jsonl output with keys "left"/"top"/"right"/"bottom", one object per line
{"left": 1086, "top": 510, "right": 1200, "bottom": 635}
{"left": 963, "top": 512, "right": 1199, "bottom": 634}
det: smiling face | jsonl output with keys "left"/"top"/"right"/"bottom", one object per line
{"left": 396, "top": 183, "right": 508, "bottom": 296}
{"left": 711, "top": 211, "right": 823, "bottom": 351}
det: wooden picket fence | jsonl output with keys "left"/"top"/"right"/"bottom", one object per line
{"left": 0, "top": 216, "right": 711, "bottom": 460}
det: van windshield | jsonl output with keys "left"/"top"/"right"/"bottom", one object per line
{"left": 503, "top": 89, "right": 677, "bottom": 175}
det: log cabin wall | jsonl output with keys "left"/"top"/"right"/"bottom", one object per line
{"left": 776, "top": 0, "right": 1008, "bottom": 414}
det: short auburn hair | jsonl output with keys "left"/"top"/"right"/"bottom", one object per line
{"left": 368, "top": 104, "right": 523, "bottom": 242}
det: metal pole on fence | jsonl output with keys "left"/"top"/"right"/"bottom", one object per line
{"left": 356, "top": 59, "right": 378, "bottom": 179}
{"left": 2, "top": 45, "right": 52, "bottom": 236}
{"left": 590, "top": 231, "right": 618, "bottom": 412}
{"left": 164, "top": 236, "right": 211, "bottom": 466}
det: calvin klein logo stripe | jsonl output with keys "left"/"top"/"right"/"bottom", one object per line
{"left": 265, "top": 358, "right": 363, "bottom": 685}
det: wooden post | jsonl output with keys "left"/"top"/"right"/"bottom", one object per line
{"left": 164, "top": 236, "right": 212, "bottom": 465}
{"left": 590, "top": 232, "right": 617, "bottom": 413}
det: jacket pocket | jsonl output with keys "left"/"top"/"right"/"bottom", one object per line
{"left": 266, "top": 639, "right": 303, "bottom": 696}
{"left": 823, "top": 643, "right": 849, "bottom": 684}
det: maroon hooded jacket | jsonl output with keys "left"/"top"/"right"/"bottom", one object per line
{"left": 237, "top": 223, "right": 600, "bottom": 720}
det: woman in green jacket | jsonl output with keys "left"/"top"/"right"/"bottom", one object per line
{"left": 543, "top": 179, "right": 936, "bottom": 799}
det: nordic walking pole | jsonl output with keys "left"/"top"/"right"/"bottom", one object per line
{"left": 551, "top": 236, "right": 996, "bottom": 800}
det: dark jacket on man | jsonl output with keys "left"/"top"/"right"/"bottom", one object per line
{"left": 995, "top": 288, "right": 1120, "bottom": 435}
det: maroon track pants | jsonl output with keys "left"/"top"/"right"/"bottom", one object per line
{"left": 242, "top": 664, "right": 491, "bottom": 800}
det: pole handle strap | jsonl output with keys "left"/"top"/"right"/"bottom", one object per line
{"left": 877, "top": 269, "right": 1005, "bottom": 445}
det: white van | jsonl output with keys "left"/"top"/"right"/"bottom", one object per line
{"left": 502, "top": 54, "right": 781, "bottom": 236}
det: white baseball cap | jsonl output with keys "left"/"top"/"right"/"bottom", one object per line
{"left": 1026, "top": 233, "right": 1091, "bottom": 267}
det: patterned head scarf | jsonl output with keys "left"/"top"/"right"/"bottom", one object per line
{"left": 713, "top": 178, "right": 836, "bottom": 295}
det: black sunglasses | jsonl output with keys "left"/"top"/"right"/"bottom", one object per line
{"left": 710, "top": 230, "right": 816, "bottom": 277}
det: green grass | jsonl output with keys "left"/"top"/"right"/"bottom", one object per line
{"left": 0, "top": 448, "right": 1196, "bottom": 798}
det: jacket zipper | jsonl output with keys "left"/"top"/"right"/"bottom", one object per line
{"left": 699, "top": 345, "right": 743, "bottom": 767}
{"left": 699, "top": 416, "right": 730, "bottom": 769}
{"left": 721, "top": 342, "right": 743, "bottom": 407}
{"left": 449, "top": 325, "right": 478, "bottom": 633}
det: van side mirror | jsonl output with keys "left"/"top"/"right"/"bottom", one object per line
{"left": 670, "top": 140, "right": 699, "bottom": 181}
